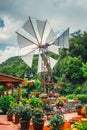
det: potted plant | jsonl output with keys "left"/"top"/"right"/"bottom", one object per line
{"left": 43, "top": 103, "right": 53, "bottom": 120}
{"left": 48, "top": 110, "right": 64, "bottom": 130}
{"left": 29, "top": 97, "right": 43, "bottom": 109}
{"left": 73, "top": 122, "right": 87, "bottom": 130}
{"left": 0, "top": 95, "right": 16, "bottom": 114}
{"left": 32, "top": 108, "right": 44, "bottom": 130}
{"left": 56, "top": 98, "right": 65, "bottom": 107}
{"left": 6, "top": 101, "right": 15, "bottom": 121}
{"left": 39, "top": 93, "right": 48, "bottom": 102}
{"left": 18, "top": 104, "right": 33, "bottom": 130}
{"left": 76, "top": 104, "right": 83, "bottom": 115}
{"left": 7, "top": 107, "right": 14, "bottom": 121}
{"left": 12, "top": 103, "right": 21, "bottom": 124}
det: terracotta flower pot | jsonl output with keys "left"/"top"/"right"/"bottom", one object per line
{"left": 20, "top": 120, "right": 30, "bottom": 130}
{"left": 7, "top": 114, "right": 13, "bottom": 121}
{"left": 76, "top": 108, "right": 82, "bottom": 115}
{"left": 33, "top": 122, "right": 44, "bottom": 130}
{"left": 15, "top": 114, "right": 20, "bottom": 124}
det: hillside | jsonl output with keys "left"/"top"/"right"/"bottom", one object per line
{"left": 0, "top": 56, "right": 30, "bottom": 78}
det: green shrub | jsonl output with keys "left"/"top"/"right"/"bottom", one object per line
{"left": 66, "top": 94, "right": 87, "bottom": 104}
{"left": 74, "top": 122, "right": 87, "bottom": 130}
{"left": 22, "top": 88, "right": 27, "bottom": 98}
{"left": 0, "top": 85, "right": 4, "bottom": 92}
{"left": 29, "top": 97, "right": 43, "bottom": 109}
{"left": 0, "top": 95, "right": 16, "bottom": 113}
{"left": 66, "top": 94, "right": 76, "bottom": 99}
{"left": 20, "top": 98, "right": 30, "bottom": 105}
{"left": 76, "top": 94, "right": 87, "bottom": 104}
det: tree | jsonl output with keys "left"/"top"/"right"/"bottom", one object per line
{"left": 54, "top": 56, "right": 84, "bottom": 84}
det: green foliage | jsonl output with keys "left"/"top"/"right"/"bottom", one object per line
{"left": 39, "top": 93, "right": 47, "bottom": 98}
{"left": 66, "top": 94, "right": 87, "bottom": 104}
{"left": 0, "top": 56, "right": 37, "bottom": 78}
{"left": 82, "top": 63, "right": 87, "bottom": 78}
{"left": 7, "top": 101, "right": 15, "bottom": 115}
{"left": 18, "top": 104, "right": 32, "bottom": 121}
{"left": 32, "top": 108, "right": 44, "bottom": 123}
{"left": 22, "top": 79, "right": 41, "bottom": 95}
{"left": 76, "top": 94, "right": 87, "bottom": 104}
{"left": 74, "top": 122, "right": 87, "bottom": 130}
{"left": 20, "top": 98, "right": 30, "bottom": 105}
{"left": 0, "top": 95, "right": 16, "bottom": 113}
{"left": 81, "top": 81, "right": 87, "bottom": 94}
{"left": 29, "top": 97, "right": 43, "bottom": 109}
{"left": 76, "top": 104, "right": 83, "bottom": 109}
{"left": 66, "top": 94, "right": 76, "bottom": 99}
{"left": 49, "top": 110, "right": 64, "bottom": 130}
{"left": 22, "top": 88, "right": 28, "bottom": 98}
{"left": 0, "top": 85, "right": 4, "bottom": 92}
{"left": 0, "top": 30, "right": 87, "bottom": 91}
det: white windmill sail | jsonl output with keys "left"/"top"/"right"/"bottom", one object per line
{"left": 54, "top": 28, "right": 69, "bottom": 48}
{"left": 17, "top": 33, "right": 35, "bottom": 49}
{"left": 46, "top": 28, "right": 56, "bottom": 44}
{"left": 23, "top": 17, "right": 37, "bottom": 39}
{"left": 41, "top": 21, "right": 56, "bottom": 45}
{"left": 48, "top": 45, "right": 59, "bottom": 55}
{"left": 21, "top": 51, "right": 34, "bottom": 67}
{"left": 49, "top": 57, "right": 58, "bottom": 69}
{"left": 36, "top": 19, "right": 46, "bottom": 43}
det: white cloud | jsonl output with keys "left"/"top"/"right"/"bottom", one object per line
{"left": 0, "top": 46, "right": 18, "bottom": 64}
{"left": 0, "top": 15, "right": 22, "bottom": 44}
{"left": 0, "top": 0, "right": 87, "bottom": 64}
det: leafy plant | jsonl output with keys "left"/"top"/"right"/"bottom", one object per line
{"left": 39, "top": 93, "right": 47, "bottom": 98}
{"left": 32, "top": 108, "right": 44, "bottom": 124}
{"left": 7, "top": 101, "right": 15, "bottom": 115}
{"left": 56, "top": 98, "right": 65, "bottom": 107}
{"left": 0, "top": 95, "right": 16, "bottom": 113}
{"left": 73, "top": 122, "right": 87, "bottom": 130}
{"left": 18, "top": 104, "right": 32, "bottom": 121}
{"left": 0, "top": 85, "right": 4, "bottom": 92}
{"left": 48, "top": 110, "right": 64, "bottom": 130}
{"left": 76, "top": 104, "right": 83, "bottom": 109}
{"left": 29, "top": 97, "right": 43, "bottom": 109}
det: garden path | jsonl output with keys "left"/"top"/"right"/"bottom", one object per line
{"left": 0, "top": 112, "right": 82, "bottom": 130}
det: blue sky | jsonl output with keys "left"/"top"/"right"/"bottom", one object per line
{"left": 0, "top": 0, "right": 87, "bottom": 64}
{"left": 0, "top": 18, "right": 4, "bottom": 28}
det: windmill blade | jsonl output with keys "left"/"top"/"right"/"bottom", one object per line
{"left": 37, "top": 54, "right": 47, "bottom": 73}
{"left": 48, "top": 45, "right": 59, "bottom": 55}
{"left": 41, "top": 21, "right": 56, "bottom": 45}
{"left": 46, "top": 28, "right": 56, "bottom": 44}
{"left": 36, "top": 19, "right": 46, "bottom": 44}
{"left": 17, "top": 32, "right": 38, "bottom": 49}
{"left": 41, "top": 53, "right": 57, "bottom": 71}
{"left": 49, "top": 57, "right": 58, "bottom": 69}
{"left": 17, "top": 26, "right": 38, "bottom": 47}
{"left": 54, "top": 28, "right": 69, "bottom": 48}
{"left": 21, "top": 50, "right": 35, "bottom": 67}
{"left": 19, "top": 44, "right": 37, "bottom": 56}
{"left": 23, "top": 17, "right": 37, "bottom": 39}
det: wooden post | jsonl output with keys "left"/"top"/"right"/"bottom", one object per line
{"left": 17, "top": 84, "right": 21, "bottom": 100}
{"left": 6, "top": 89, "right": 8, "bottom": 95}
{"left": 11, "top": 87, "right": 14, "bottom": 96}
{"left": 1, "top": 91, "right": 4, "bottom": 97}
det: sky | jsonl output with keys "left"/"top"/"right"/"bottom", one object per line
{"left": 0, "top": 0, "right": 87, "bottom": 64}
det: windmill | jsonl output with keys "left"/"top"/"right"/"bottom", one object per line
{"left": 16, "top": 16, "right": 69, "bottom": 92}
